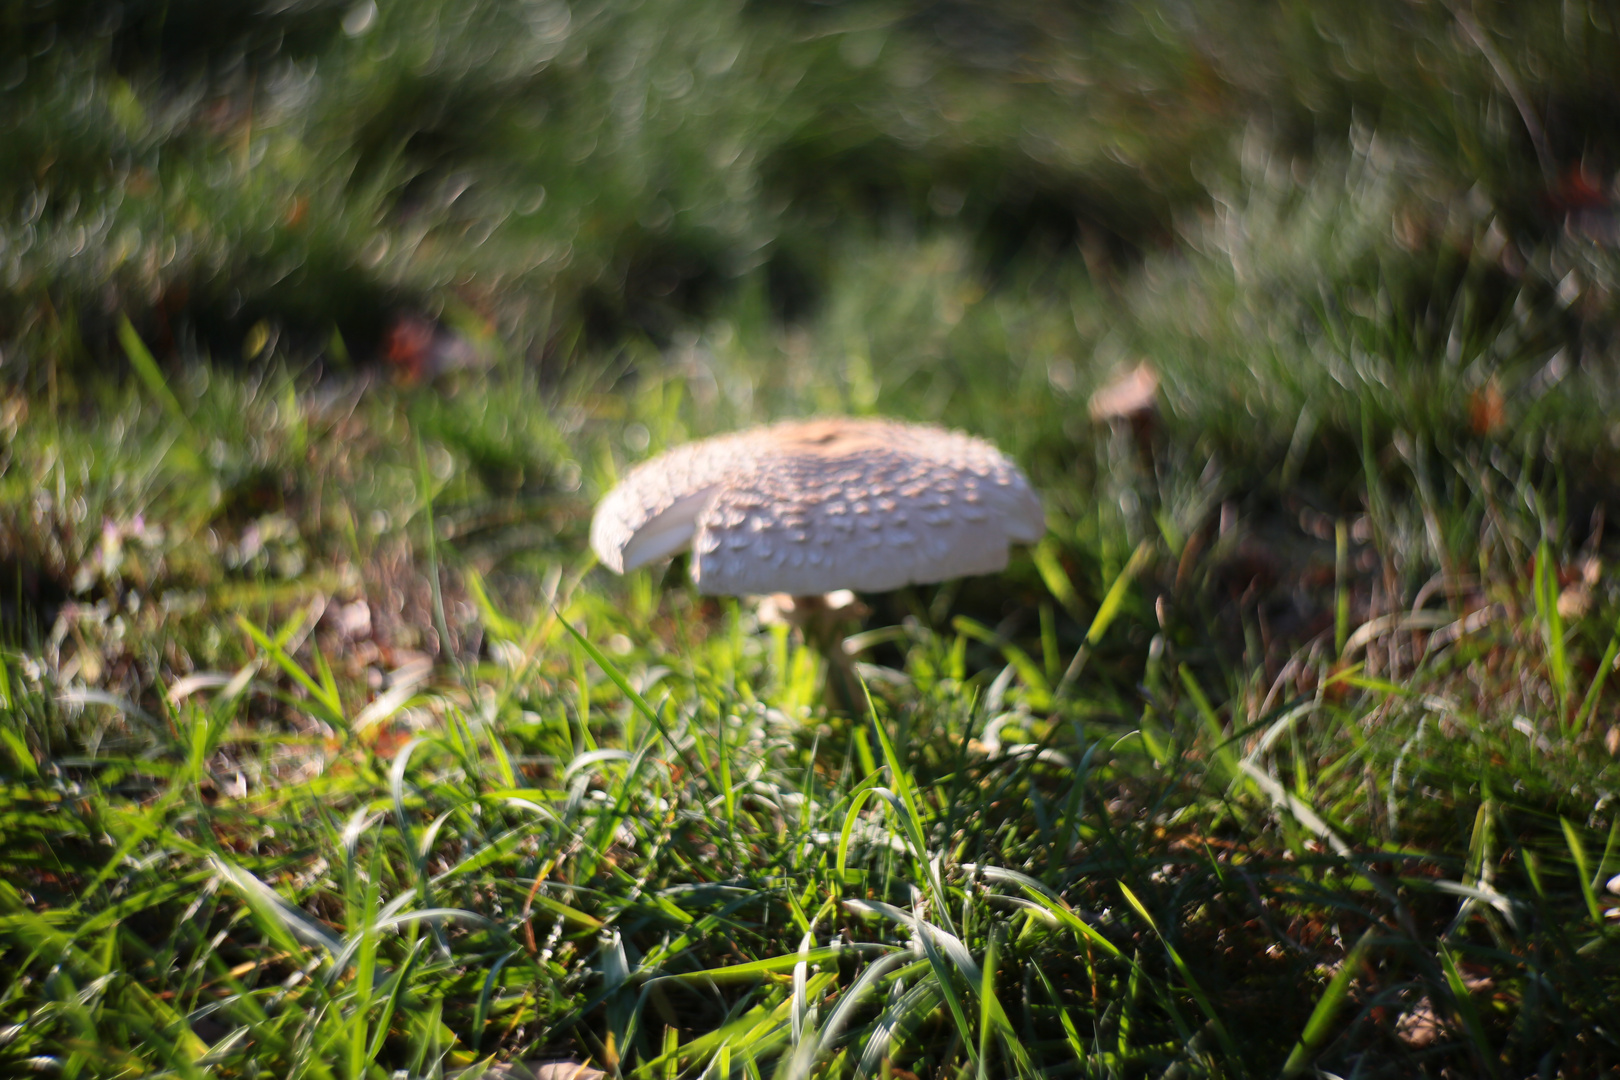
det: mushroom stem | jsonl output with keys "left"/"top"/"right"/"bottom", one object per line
{"left": 776, "top": 593, "right": 868, "bottom": 716}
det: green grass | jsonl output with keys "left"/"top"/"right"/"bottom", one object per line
{"left": 5, "top": 0, "right": 1620, "bottom": 1077}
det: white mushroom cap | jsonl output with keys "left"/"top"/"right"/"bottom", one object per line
{"left": 590, "top": 417, "right": 1045, "bottom": 596}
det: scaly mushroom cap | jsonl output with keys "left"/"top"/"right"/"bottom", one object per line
{"left": 590, "top": 417, "right": 1045, "bottom": 595}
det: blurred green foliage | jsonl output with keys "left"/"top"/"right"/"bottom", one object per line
{"left": 5, "top": 0, "right": 1618, "bottom": 392}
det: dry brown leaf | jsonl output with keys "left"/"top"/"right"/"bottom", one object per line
{"left": 1395, "top": 996, "right": 1447, "bottom": 1048}
{"left": 1468, "top": 377, "right": 1505, "bottom": 435}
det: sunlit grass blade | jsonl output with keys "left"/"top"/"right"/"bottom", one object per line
{"left": 861, "top": 678, "right": 952, "bottom": 929}
{"left": 236, "top": 612, "right": 347, "bottom": 730}
{"left": 963, "top": 864, "right": 1123, "bottom": 960}
{"left": 1117, "top": 882, "right": 1238, "bottom": 1063}
{"left": 1572, "top": 607, "right": 1620, "bottom": 736}
{"left": 211, "top": 856, "right": 341, "bottom": 961}
{"left": 1560, "top": 817, "right": 1606, "bottom": 927}
{"left": 952, "top": 616, "right": 1051, "bottom": 708}
{"left": 1533, "top": 540, "right": 1569, "bottom": 714}
{"left": 117, "top": 315, "right": 197, "bottom": 444}
{"left": 1033, "top": 539, "right": 1083, "bottom": 617}
{"left": 1281, "top": 925, "right": 1378, "bottom": 1075}
{"left": 557, "top": 608, "right": 699, "bottom": 777}
{"left": 856, "top": 982, "right": 943, "bottom": 1078}
{"left": 1057, "top": 538, "right": 1152, "bottom": 695}
{"left": 1438, "top": 944, "right": 1500, "bottom": 1079}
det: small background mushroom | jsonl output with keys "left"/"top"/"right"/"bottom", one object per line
{"left": 1089, "top": 362, "right": 1160, "bottom": 468}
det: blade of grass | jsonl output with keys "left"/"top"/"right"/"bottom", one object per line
{"left": 862, "top": 679, "right": 952, "bottom": 932}
{"left": 1117, "top": 882, "right": 1238, "bottom": 1062}
{"left": 1057, "top": 538, "right": 1152, "bottom": 696}
{"left": 1438, "top": 943, "right": 1500, "bottom": 1079}
{"left": 1560, "top": 818, "right": 1606, "bottom": 927}
{"left": 976, "top": 929, "right": 997, "bottom": 1080}
{"left": 1572, "top": 607, "right": 1620, "bottom": 736}
{"left": 1032, "top": 539, "right": 1083, "bottom": 618}
{"left": 557, "top": 609, "right": 700, "bottom": 779}
{"left": 236, "top": 612, "right": 346, "bottom": 730}
{"left": 117, "top": 315, "right": 197, "bottom": 444}
{"left": 1281, "top": 925, "right": 1379, "bottom": 1075}
{"left": 1533, "top": 540, "right": 1569, "bottom": 714}
{"left": 415, "top": 434, "right": 457, "bottom": 671}
{"left": 952, "top": 616, "right": 1050, "bottom": 708}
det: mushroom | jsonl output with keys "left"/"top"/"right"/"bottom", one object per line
{"left": 1086, "top": 362, "right": 1159, "bottom": 426}
{"left": 1088, "top": 361, "right": 1160, "bottom": 499}
{"left": 590, "top": 416, "right": 1045, "bottom": 709}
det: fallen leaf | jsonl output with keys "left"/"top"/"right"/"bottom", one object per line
{"left": 1468, "top": 378, "right": 1505, "bottom": 435}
